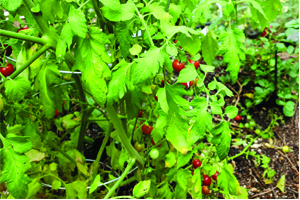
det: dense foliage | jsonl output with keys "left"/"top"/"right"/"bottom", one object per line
{"left": 0, "top": 0, "right": 298, "bottom": 199}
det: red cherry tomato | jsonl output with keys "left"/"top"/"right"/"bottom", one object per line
{"left": 138, "top": 110, "right": 143, "bottom": 117}
{"left": 173, "top": 40, "right": 182, "bottom": 49}
{"left": 3, "top": 44, "right": 12, "bottom": 56}
{"left": 202, "top": 185, "right": 210, "bottom": 195}
{"left": 180, "top": 81, "right": 191, "bottom": 89}
{"left": 54, "top": 109, "right": 59, "bottom": 118}
{"left": 161, "top": 79, "right": 170, "bottom": 87}
{"left": 0, "top": 63, "right": 14, "bottom": 77}
{"left": 188, "top": 59, "right": 200, "bottom": 70}
{"left": 203, "top": 175, "right": 212, "bottom": 186}
{"left": 62, "top": 100, "right": 65, "bottom": 106}
{"left": 151, "top": 138, "right": 161, "bottom": 147}
{"left": 172, "top": 60, "right": 185, "bottom": 72}
{"left": 192, "top": 159, "right": 202, "bottom": 169}
{"left": 17, "top": 27, "right": 28, "bottom": 33}
{"left": 142, "top": 124, "right": 153, "bottom": 135}
{"left": 211, "top": 171, "right": 219, "bottom": 181}
{"left": 235, "top": 115, "right": 242, "bottom": 121}
{"left": 154, "top": 93, "right": 158, "bottom": 101}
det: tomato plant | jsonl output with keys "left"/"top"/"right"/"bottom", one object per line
{"left": 0, "top": 0, "right": 289, "bottom": 199}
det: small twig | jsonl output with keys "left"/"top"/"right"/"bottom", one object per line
{"left": 273, "top": 128, "right": 285, "bottom": 145}
{"left": 249, "top": 187, "right": 277, "bottom": 199}
{"left": 277, "top": 150, "right": 299, "bottom": 175}
{"left": 213, "top": 117, "right": 239, "bottom": 127}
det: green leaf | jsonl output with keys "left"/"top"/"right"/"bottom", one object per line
{"left": 165, "top": 152, "right": 176, "bottom": 168}
{"left": 0, "top": 0, "right": 22, "bottom": 12}
{"left": 103, "top": 0, "right": 135, "bottom": 22}
{"left": 133, "top": 180, "right": 151, "bottom": 198}
{"left": 287, "top": 45, "right": 295, "bottom": 55}
{"left": 89, "top": 174, "right": 101, "bottom": 194}
{"left": 191, "top": 0, "right": 221, "bottom": 24}
{"left": 210, "top": 102, "right": 222, "bottom": 114}
{"left": 56, "top": 23, "right": 73, "bottom": 61}
{"left": 211, "top": 122, "right": 231, "bottom": 161}
{"left": 129, "top": 44, "right": 142, "bottom": 55}
{"left": 276, "top": 175, "right": 285, "bottom": 193}
{"left": 177, "top": 151, "right": 194, "bottom": 169}
{"left": 202, "top": 30, "right": 218, "bottom": 65}
{"left": 178, "top": 34, "right": 201, "bottom": 56}
{"left": 217, "top": 28, "right": 246, "bottom": 83}
{"left": 131, "top": 47, "right": 164, "bottom": 85}
{"left": 261, "top": 0, "right": 282, "bottom": 22}
{"left": 116, "top": 22, "right": 133, "bottom": 58}
{"left": 217, "top": 164, "right": 241, "bottom": 195}
{"left": 166, "top": 42, "right": 178, "bottom": 57}
{"left": 233, "top": 185, "right": 248, "bottom": 199}
{"left": 68, "top": 6, "right": 87, "bottom": 38}
{"left": 31, "top": 3, "right": 40, "bottom": 12}
{"left": 283, "top": 101, "right": 295, "bottom": 117}
{"left": 107, "top": 61, "right": 131, "bottom": 105}
{"left": 0, "top": 134, "right": 33, "bottom": 199}
{"left": 65, "top": 181, "right": 88, "bottom": 199}
{"left": 160, "top": 18, "right": 199, "bottom": 39}
{"left": 200, "top": 64, "right": 215, "bottom": 74}
{"left": 175, "top": 168, "right": 190, "bottom": 198}
{"left": 52, "top": 180, "right": 62, "bottom": 190}
{"left": 149, "top": 2, "right": 166, "bottom": 19}
{"left": 24, "top": 149, "right": 46, "bottom": 162}
{"left": 4, "top": 77, "right": 31, "bottom": 102}
{"left": 99, "top": 0, "right": 121, "bottom": 11}
{"left": 246, "top": 0, "right": 269, "bottom": 28}
{"left": 166, "top": 115, "right": 190, "bottom": 154}
{"left": 36, "top": 63, "right": 62, "bottom": 119}
{"left": 168, "top": 3, "right": 181, "bottom": 25}
{"left": 177, "top": 64, "right": 198, "bottom": 83}
{"left": 224, "top": 106, "right": 238, "bottom": 119}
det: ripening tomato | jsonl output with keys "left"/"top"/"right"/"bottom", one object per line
{"left": 211, "top": 171, "right": 219, "bottom": 181}
{"left": 54, "top": 109, "right": 59, "bottom": 118}
{"left": 202, "top": 186, "right": 210, "bottom": 195}
{"left": 134, "top": 142, "right": 145, "bottom": 152}
{"left": 192, "top": 159, "right": 202, "bottom": 169}
{"left": 138, "top": 110, "right": 143, "bottom": 117}
{"left": 62, "top": 100, "right": 65, "bottom": 106}
{"left": 235, "top": 115, "right": 242, "bottom": 121}
{"left": 172, "top": 60, "right": 185, "bottom": 72}
{"left": 192, "top": 171, "right": 194, "bottom": 176}
{"left": 202, "top": 175, "right": 211, "bottom": 186}
{"left": 188, "top": 59, "right": 200, "bottom": 70}
{"left": 180, "top": 81, "right": 191, "bottom": 89}
{"left": 3, "top": 44, "right": 12, "bottom": 56}
{"left": 142, "top": 124, "right": 153, "bottom": 135}
{"left": 151, "top": 138, "right": 161, "bottom": 147}
{"left": 154, "top": 93, "right": 158, "bottom": 101}
{"left": 0, "top": 63, "right": 14, "bottom": 77}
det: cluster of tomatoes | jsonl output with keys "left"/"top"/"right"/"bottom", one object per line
{"left": 0, "top": 27, "right": 29, "bottom": 78}
{"left": 192, "top": 159, "right": 219, "bottom": 195}
{"left": 235, "top": 114, "right": 262, "bottom": 134}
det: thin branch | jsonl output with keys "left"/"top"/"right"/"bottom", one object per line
{"left": 0, "top": 30, "right": 47, "bottom": 45}
{"left": 249, "top": 187, "right": 277, "bottom": 199}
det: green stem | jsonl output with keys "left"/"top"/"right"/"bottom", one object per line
{"left": 228, "top": 135, "right": 259, "bottom": 160}
{"left": 104, "top": 158, "right": 136, "bottom": 199}
{"left": 120, "top": 176, "right": 136, "bottom": 187}
{"left": 90, "top": 0, "right": 105, "bottom": 30}
{"left": 90, "top": 122, "right": 113, "bottom": 182}
{"left": 134, "top": 5, "right": 155, "bottom": 47}
{"left": 120, "top": 100, "right": 127, "bottom": 136}
{"left": 109, "top": 196, "right": 135, "bottom": 199}
{"left": 11, "top": 45, "right": 49, "bottom": 79}
{"left": 0, "top": 30, "right": 47, "bottom": 45}
{"left": 88, "top": 115, "right": 128, "bottom": 122}
{"left": 106, "top": 105, "right": 144, "bottom": 169}
{"left": 131, "top": 112, "right": 140, "bottom": 144}
{"left": 77, "top": 107, "right": 94, "bottom": 152}
{"left": 79, "top": 0, "right": 91, "bottom": 10}
{"left": 165, "top": 0, "right": 171, "bottom": 12}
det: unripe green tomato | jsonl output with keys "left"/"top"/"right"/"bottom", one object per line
{"left": 149, "top": 149, "right": 159, "bottom": 159}
{"left": 247, "top": 115, "right": 252, "bottom": 120}
{"left": 282, "top": 146, "right": 290, "bottom": 153}
{"left": 134, "top": 142, "right": 145, "bottom": 153}
{"left": 249, "top": 120, "right": 256, "bottom": 127}
{"left": 244, "top": 123, "right": 250, "bottom": 128}
{"left": 249, "top": 126, "right": 254, "bottom": 130}
{"left": 255, "top": 129, "right": 261, "bottom": 135}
